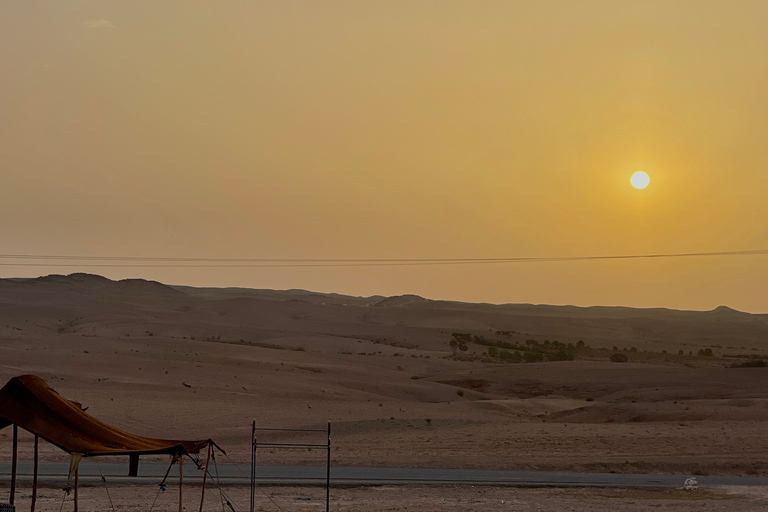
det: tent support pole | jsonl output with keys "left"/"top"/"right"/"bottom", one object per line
{"left": 31, "top": 435, "right": 38, "bottom": 512}
{"left": 250, "top": 420, "right": 256, "bottom": 512}
{"left": 10, "top": 424, "right": 18, "bottom": 505}
{"left": 326, "top": 422, "right": 331, "bottom": 512}
{"left": 129, "top": 453, "right": 139, "bottom": 477}
{"left": 74, "top": 465, "right": 79, "bottom": 512}
{"left": 198, "top": 444, "right": 212, "bottom": 512}
{"left": 179, "top": 455, "right": 183, "bottom": 512}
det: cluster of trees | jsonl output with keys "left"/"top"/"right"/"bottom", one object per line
{"left": 449, "top": 332, "right": 737, "bottom": 366}
{"left": 450, "top": 332, "right": 580, "bottom": 363}
{"left": 449, "top": 332, "right": 471, "bottom": 355}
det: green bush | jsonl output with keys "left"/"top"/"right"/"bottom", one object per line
{"left": 610, "top": 353, "right": 629, "bottom": 363}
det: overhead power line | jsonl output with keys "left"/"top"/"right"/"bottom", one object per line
{"left": 0, "top": 249, "right": 766, "bottom": 268}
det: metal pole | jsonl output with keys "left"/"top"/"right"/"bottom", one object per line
{"left": 326, "top": 422, "right": 331, "bottom": 512}
{"left": 250, "top": 420, "right": 256, "bottom": 512}
{"left": 179, "top": 455, "right": 183, "bottom": 512}
{"left": 31, "top": 435, "right": 38, "bottom": 512}
{"left": 10, "top": 424, "right": 17, "bottom": 505}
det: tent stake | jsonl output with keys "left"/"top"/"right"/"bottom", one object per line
{"left": 10, "top": 424, "right": 17, "bottom": 505}
{"left": 31, "top": 435, "right": 38, "bottom": 512}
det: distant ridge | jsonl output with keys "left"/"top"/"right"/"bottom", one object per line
{"left": 171, "top": 283, "right": 383, "bottom": 307}
{"left": 1, "top": 273, "right": 184, "bottom": 297}
{"left": 0, "top": 273, "right": 767, "bottom": 350}
{"left": 0, "top": 273, "right": 768, "bottom": 321}
{"left": 372, "top": 294, "right": 430, "bottom": 308}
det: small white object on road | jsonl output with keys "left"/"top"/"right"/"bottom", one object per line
{"left": 683, "top": 477, "right": 699, "bottom": 490}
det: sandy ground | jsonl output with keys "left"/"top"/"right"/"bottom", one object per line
{"left": 2, "top": 274, "right": 768, "bottom": 484}
{"left": 4, "top": 484, "right": 768, "bottom": 512}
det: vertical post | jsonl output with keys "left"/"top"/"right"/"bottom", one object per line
{"left": 10, "top": 424, "right": 18, "bottom": 505}
{"left": 326, "top": 421, "right": 331, "bottom": 512}
{"left": 250, "top": 420, "right": 256, "bottom": 512}
{"left": 179, "top": 455, "right": 183, "bottom": 512}
{"left": 198, "top": 444, "right": 212, "bottom": 512}
{"left": 74, "top": 465, "right": 79, "bottom": 512}
{"left": 31, "top": 435, "right": 39, "bottom": 512}
{"left": 129, "top": 453, "right": 140, "bottom": 477}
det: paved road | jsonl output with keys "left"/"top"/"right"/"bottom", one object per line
{"left": 2, "top": 462, "right": 767, "bottom": 488}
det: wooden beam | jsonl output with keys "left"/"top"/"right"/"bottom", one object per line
{"left": 198, "top": 445, "right": 212, "bottom": 512}
{"left": 31, "top": 435, "right": 38, "bottom": 512}
{"left": 74, "top": 465, "right": 79, "bottom": 512}
{"left": 10, "top": 424, "right": 17, "bottom": 505}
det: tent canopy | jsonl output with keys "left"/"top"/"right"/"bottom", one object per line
{"left": 0, "top": 375, "right": 213, "bottom": 457}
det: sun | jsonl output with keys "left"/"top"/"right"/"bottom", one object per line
{"left": 631, "top": 171, "right": 650, "bottom": 189}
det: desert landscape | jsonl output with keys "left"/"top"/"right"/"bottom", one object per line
{"left": 4, "top": 1, "right": 768, "bottom": 510}
{"left": 2, "top": 274, "right": 768, "bottom": 510}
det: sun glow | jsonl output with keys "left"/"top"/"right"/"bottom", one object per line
{"left": 631, "top": 171, "right": 650, "bottom": 189}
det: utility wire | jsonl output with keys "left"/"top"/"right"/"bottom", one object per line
{"left": 0, "top": 248, "right": 766, "bottom": 262}
{"left": 0, "top": 249, "right": 765, "bottom": 268}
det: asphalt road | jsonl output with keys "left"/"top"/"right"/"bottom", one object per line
{"left": 2, "top": 462, "right": 768, "bottom": 488}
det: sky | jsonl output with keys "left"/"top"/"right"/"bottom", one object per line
{"left": 1, "top": 1, "right": 767, "bottom": 312}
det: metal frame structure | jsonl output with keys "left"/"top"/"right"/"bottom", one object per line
{"left": 250, "top": 421, "right": 331, "bottom": 512}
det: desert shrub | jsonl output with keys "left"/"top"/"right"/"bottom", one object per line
{"left": 610, "top": 353, "right": 629, "bottom": 363}
{"left": 523, "top": 351, "right": 544, "bottom": 363}
{"left": 730, "top": 359, "right": 766, "bottom": 368}
{"left": 546, "top": 350, "right": 574, "bottom": 362}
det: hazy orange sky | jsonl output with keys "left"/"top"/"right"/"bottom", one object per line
{"left": 2, "top": 1, "right": 767, "bottom": 311}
